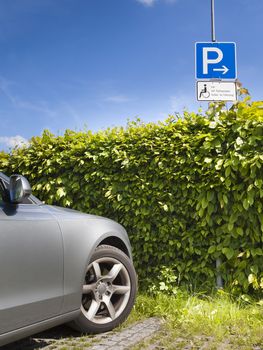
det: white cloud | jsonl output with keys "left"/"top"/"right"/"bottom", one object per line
{"left": 105, "top": 95, "right": 131, "bottom": 103}
{"left": 0, "top": 135, "right": 28, "bottom": 149}
{"left": 136, "top": 0, "right": 155, "bottom": 6}
{"left": 136, "top": 0, "right": 177, "bottom": 6}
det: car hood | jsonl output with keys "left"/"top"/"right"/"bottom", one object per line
{"left": 43, "top": 204, "right": 112, "bottom": 221}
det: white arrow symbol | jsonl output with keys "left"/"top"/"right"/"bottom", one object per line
{"left": 213, "top": 65, "right": 229, "bottom": 75}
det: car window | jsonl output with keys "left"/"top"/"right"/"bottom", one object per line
{"left": 0, "top": 179, "right": 5, "bottom": 206}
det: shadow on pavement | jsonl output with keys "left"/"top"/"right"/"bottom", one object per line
{"left": 1, "top": 325, "right": 82, "bottom": 350}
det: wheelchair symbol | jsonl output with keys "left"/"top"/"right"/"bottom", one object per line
{"left": 199, "top": 84, "right": 210, "bottom": 98}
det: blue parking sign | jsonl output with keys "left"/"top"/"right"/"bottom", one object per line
{"left": 195, "top": 42, "right": 237, "bottom": 80}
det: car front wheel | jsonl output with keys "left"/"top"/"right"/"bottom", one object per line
{"left": 71, "top": 244, "right": 137, "bottom": 333}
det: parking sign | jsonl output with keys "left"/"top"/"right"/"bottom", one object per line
{"left": 195, "top": 42, "right": 237, "bottom": 80}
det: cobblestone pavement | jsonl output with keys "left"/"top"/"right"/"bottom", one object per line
{"left": 2, "top": 318, "right": 162, "bottom": 350}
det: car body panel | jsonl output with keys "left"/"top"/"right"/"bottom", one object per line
{"left": 0, "top": 310, "right": 80, "bottom": 347}
{"left": 0, "top": 203, "right": 64, "bottom": 334}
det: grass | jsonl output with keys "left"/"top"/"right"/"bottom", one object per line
{"left": 129, "top": 290, "right": 263, "bottom": 349}
{"left": 15, "top": 290, "right": 262, "bottom": 349}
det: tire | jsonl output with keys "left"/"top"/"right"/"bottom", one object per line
{"left": 71, "top": 244, "right": 137, "bottom": 334}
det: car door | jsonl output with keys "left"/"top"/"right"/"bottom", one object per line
{"left": 0, "top": 187, "right": 64, "bottom": 334}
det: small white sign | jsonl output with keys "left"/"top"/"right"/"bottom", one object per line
{"left": 197, "top": 81, "right": 237, "bottom": 102}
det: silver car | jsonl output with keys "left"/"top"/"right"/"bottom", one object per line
{"left": 0, "top": 172, "right": 137, "bottom": 346}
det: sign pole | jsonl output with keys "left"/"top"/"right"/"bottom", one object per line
{"left": 211, "top": 0, "right": 216, "bottom": 42}
{"left": 211, "top": 1, "right": 224, "bottom": 288}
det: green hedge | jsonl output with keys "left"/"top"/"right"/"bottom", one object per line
{"left": 1, "top": 99, "right": 263, "bottom": 294}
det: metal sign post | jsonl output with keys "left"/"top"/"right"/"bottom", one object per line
{"left": 194, "top": 1, "right": 240, "bottom": 288}
{"left": 211, "top": 0, "right": 216, "bottom": 42}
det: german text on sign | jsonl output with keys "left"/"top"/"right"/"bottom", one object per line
{"left": 197, "top": 81, "right": 237, "bottom": 102}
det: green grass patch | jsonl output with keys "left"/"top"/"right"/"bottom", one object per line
{"left": 130, "top": 291, "right": 263, "bottom": 349}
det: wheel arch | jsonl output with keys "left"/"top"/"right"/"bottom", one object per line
{"left": 98, "top": 236, "right": 130, "bottom": 259}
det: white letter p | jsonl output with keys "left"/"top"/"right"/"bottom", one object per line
{"left": 203, "top": 47, "right": 223, "bottom": 75}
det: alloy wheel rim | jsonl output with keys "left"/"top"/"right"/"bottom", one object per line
{"left": 81, "top": 257, "right": 131, "bottom": 324}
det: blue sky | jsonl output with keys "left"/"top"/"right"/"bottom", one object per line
{"left": 0, "top": 0, "right": 262, "bottom": 150}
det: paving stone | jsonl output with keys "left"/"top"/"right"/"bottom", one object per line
{"left": 88, "top": 318, "right": 162, "bottom": 350}
{"left": 2, "top": 317, "right": 163, "bottom": 350}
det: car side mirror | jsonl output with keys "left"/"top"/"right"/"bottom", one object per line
{"left": 9, "top": 175, "right": 32, "bottom": 204}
